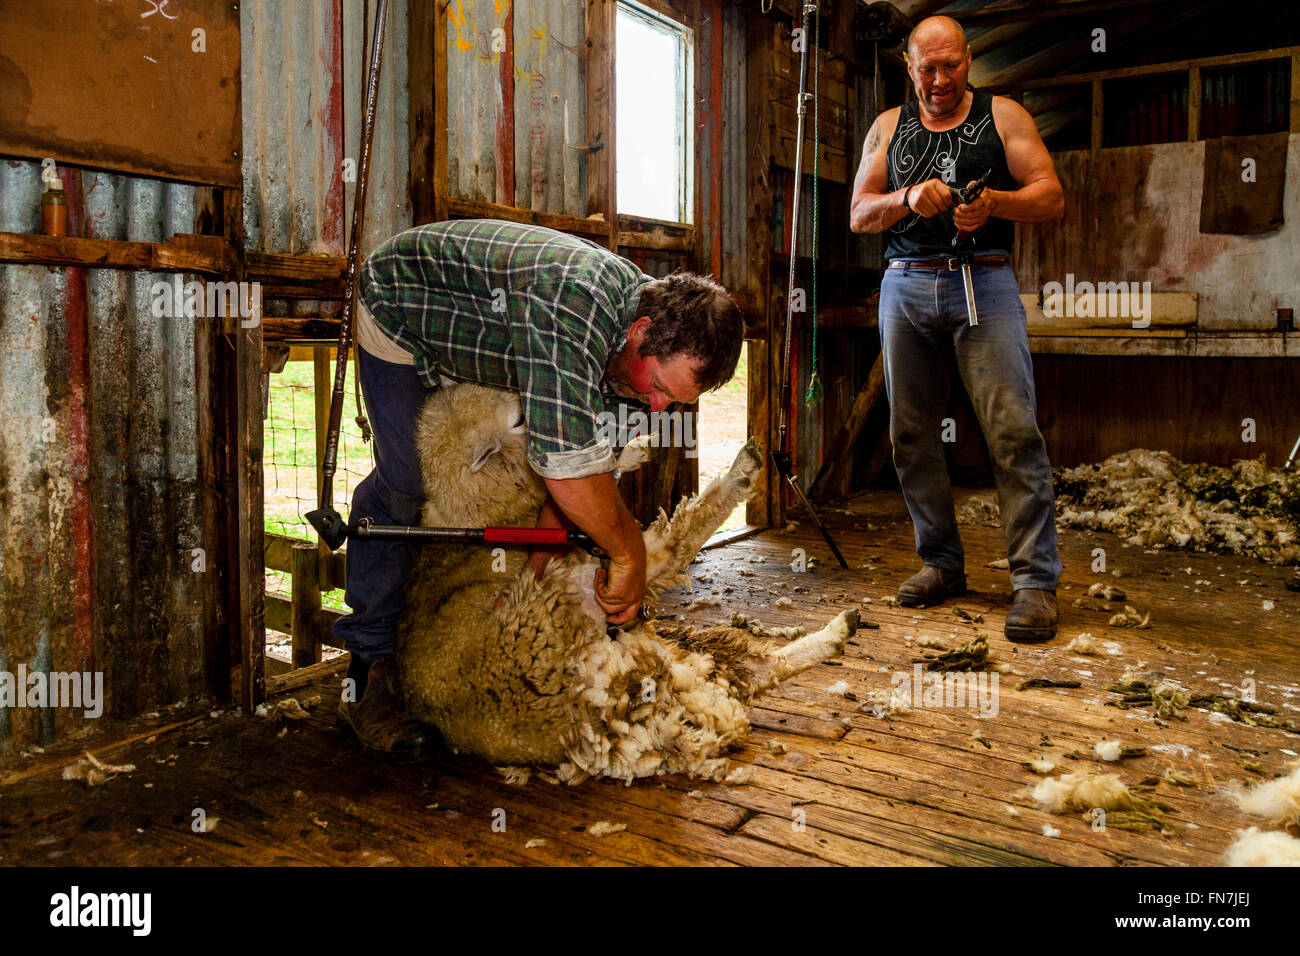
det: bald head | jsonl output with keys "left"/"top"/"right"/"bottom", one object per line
{"left": 906, "top": 15, "right": 967, "bottom": 60}
{"left": 904, "top": 15, "right": 972, "bottom": 118}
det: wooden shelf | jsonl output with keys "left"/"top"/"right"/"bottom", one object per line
{"left": 1029, "top": 329, "right": 1300, "bottom": 357}
{"left": 0, "top": 231, "right": 233, "bottom": 275}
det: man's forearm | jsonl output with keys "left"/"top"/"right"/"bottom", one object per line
{"left": 543, "top": 472, "right": 645, "bottom": 564}
{"left": 986, "top": 181, "right": 1064, "bottom": 223}
{"left": 850, "top": 187, "right": 911, "bottom": 234}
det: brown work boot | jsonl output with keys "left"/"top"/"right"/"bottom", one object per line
{"left": 1004, "top": 588, "right": 1058, "bottom": 643}
{"left": 897, "top": 565, "right": 967, "bottom": 608}
{"left": 338, "top": 656, "right": 442, "bottom": 764}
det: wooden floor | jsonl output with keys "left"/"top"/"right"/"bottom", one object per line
{"left": 2, "top": 488, "right": 1297, "bottom": 866}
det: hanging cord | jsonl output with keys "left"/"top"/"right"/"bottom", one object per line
{"left": 352, "top": 0, "right": 373, "bottom": 445}
{"left": 804, "top": 8, "right": 823, "bottom": 405}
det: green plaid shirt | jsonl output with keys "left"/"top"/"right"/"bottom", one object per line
{"left": 360, "top": 219, "right": 654, "bottom": 479}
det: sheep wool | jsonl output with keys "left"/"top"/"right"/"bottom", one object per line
{"left": 1224, "top": 827, "right": 1300, "bottom": 867}
{"left": 1032, "top": 771, "right": 1138, "bottom": 813}
{"left": 1054, "top": 449, "right": 1300, "bottom": 565}
{"left": 395, "top": 384, "right": 859, "bottom": 785}
{"left": 1226, "top": 762, "right": 1300, "bottom": 827}
{"left": 1095, "top": 740, "right": 1124, "bottom": 762}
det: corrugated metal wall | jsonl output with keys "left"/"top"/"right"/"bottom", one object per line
{"left": 242, "top": 0, "right": 411, "bottom": 262}
{"left": 0, "top": 162, "right": 210, "bottom": 751}
{"left": 446, "top": 0, "right": 587, "bottom": 216}
{"left": 0, "top": 0, "right": 416, "bottom": 752}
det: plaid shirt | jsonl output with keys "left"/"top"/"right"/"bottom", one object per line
{"left": 360, "top": 219, "right": 654, "bottom": 479}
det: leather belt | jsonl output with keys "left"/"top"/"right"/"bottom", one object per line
{"left": 888, "top": 255, "right": 1010, "bottom": 271}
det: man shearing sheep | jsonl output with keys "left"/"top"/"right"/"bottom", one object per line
{"left": 335, "top": 218, "right": 744, "bottom": 762}
{"left": 849, "top": 15, "right": 1065, "bottom": 641}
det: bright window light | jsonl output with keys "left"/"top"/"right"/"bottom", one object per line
{"left": 616, "top": 3, "right": 693, "bottom": 223}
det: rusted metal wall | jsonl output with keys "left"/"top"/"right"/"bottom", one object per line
{"left": 0, "top": 161, "right": 210, "bottom": 752}
{"left": 242, "top": 0, "right": 411, "bottom": 263}
{"left": 446, "top": 0, "right": 587, "bottom": 217}
{"left": 1015, "top": 136, "right": 1300, "bottom": 330}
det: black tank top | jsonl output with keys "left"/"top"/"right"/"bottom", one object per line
{"left": 885, "top": 91, "right": 1017, "bottom": 259}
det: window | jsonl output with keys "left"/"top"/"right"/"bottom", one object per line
{"left": 616, "top": 1, "right": 694, "bottom": 223}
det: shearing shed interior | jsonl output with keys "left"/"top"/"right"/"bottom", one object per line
{"left": 2, "top": 0, "right": 1300, "bottom": 888}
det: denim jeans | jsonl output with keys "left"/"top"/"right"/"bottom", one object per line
{"left": 878, "top": 258, "right": 1061, "bottom": 591}
{"left": 331, "top": 347, "right": 437, "bottom": 663}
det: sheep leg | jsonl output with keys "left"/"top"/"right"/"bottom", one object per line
{"left": 748, "top": 609, "right": 858, "bottom": 698}
{"left": 642, "top": 438, "right": 764, "bottom": 599}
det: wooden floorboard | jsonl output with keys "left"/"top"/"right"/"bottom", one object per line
{"left": 1, "top": 488, "right": 1296, "bottom": 866}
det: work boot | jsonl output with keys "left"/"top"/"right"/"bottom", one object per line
{"left": 897, "top": 565, "right": 967, "bottom": 608}
{"left": 1004, "top": 588, "right": 1058, "bottom": 643}
{"left": 338, "top": 656, "right": 442, "bottom": 764}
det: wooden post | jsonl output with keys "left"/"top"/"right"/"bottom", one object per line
{"left": 223, "top": 183, "right": 266, "bottom": 713}
{"left": 409, "top": 0, "right": 449, "bottom": 224}
{"left": 1090, "top": 78, "right": 1103, "bottom": 152}
{"left": 1291, "top": 52, "right": 1300, "bottom": 135}
{"left": 585, "top": 0, "right": 618, "bottom": 249}
{"left": 290, "top": 540, "right": 323, "bottom": 669}
{"left": 313, "top": 346, "right": 331, "bottom": 504}
{"left": 745, "top": 14, "right": 775, "bottom": 529}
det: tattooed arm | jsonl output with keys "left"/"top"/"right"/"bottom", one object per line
{"left": 850, "top": 108, "right": 954, "bottom": 233}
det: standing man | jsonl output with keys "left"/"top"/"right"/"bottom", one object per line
{"left": 335, "top": 218, "right": 744, "bottom": 761}
{"left": 849, "top": 15, "right": 1065, "bottom": 641}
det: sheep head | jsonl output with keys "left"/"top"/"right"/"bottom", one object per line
{"left": 415, "top": 383, "right": 547, "bottom": 529}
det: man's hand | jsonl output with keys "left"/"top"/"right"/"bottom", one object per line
{"left": 594, "top": 552, "right": 646, "bottom": 626}
{"left": 543, "top": 471, "right": 647, "bottom": 624}
{"left": 953, "top": 181, "right": 997, "bottom": 232}
{"left": 906, "top": 177, "right": 955, "bottom": 218}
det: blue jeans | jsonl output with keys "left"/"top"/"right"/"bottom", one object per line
{"left": 878, "top": 259, "right": 1061, "bottom": 591}
{"left": 331, "top": 348, "right": 436, "bottom": 662}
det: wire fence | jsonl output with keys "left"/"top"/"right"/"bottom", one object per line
{"left": 264, "top": 356, "right": 373, "bottom": 622}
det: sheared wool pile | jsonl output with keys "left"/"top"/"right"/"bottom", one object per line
{"left": 1054, "top": 449, "right": 1300, "bottom": 564}
{"left": 1032, "top": 771, "right": 1139, "bottom": 813}
{"left": 1226, "top": 762, "right": 1300, "bottom": 827}
{"left": 1031, "top": 770, "right": 1176, "bottom": 835}
{"left": 1224, "top": 827, "right": 1300, "bottom": 866}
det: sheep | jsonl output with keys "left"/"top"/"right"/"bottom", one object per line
{"left": 394, "top": 383, "right": 859, "bottom": 784}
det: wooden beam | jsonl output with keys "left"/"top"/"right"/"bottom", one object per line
{"left": 264, "top": 531, "right": 346, "bottom": 590}
{"left": 1021, "top": 45, "right": 1300, "bottom": 90}
{"left": 447, "top": 197, "right": 610, "bottom": 236}
{"left": 955, "top": 0, "right": 1171, "bottom": 27}
{"left": 808, "top": 354, "right": 884, "bottom": 502}
{"left": 262, "top": 316, "right": 344, "bottom": 341}
{"left": 0, "top": 231, "right": 233, "bottom": 275}
{"left": 245, "top": 252, "right": 347, "bottom": 298}
{"left": 265, "top": 655, "right": 350, "bottom": 695}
